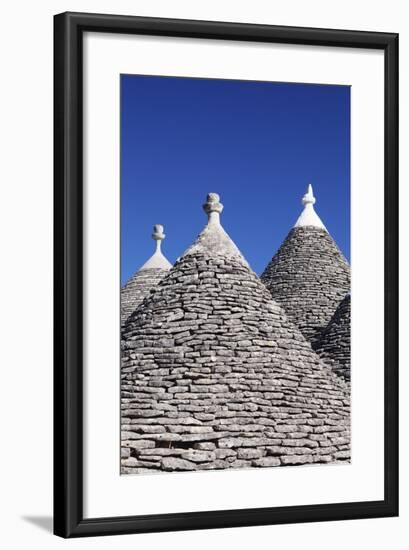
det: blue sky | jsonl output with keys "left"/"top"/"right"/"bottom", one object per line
{"left": 121, "top": 75, "right": 350, "bottom": 285}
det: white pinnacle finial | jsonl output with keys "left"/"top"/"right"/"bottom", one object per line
{"left": 139, "top": 224, "right": 172, "bottom": 271}
{"left": 203, "top": 193, "right": 223, "bottom": 225}
{"left": 302, "top": 184, "right": 316, "bottom": 206}
{"left": 152, "top": 224, "right": 165, "bottom": 253}
{"left": 294, "top": 184, "right": 327, "bottom": 230}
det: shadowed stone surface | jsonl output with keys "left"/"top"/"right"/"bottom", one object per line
{"left": 121, "top": 269, "right": 169, "bottom": 327}
{"left": 261, "top": 226, "right": 350, "bottom": 348}
{"left": 120, "top": 194, "right": 350, "bottom": 474}
{"left": 316, "top": 294, "right": 351, "bottom": 381}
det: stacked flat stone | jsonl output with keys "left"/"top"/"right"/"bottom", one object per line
{"left": 120, "top": 193, "right": 350, "bottom": 474}
{"left": 316, "top": 294, "right": 351, "bottom": 381}
{"left": 261, "top": 185, "right": 350, "bottom": 348}
{"left": 121, "top": 225, "right": 172, "bottom": 327}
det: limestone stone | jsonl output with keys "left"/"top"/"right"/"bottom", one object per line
{"left": 252, "top": 457, "right": 281, "bottom": 467}
{"left": 162, "top": 457, "right": 197, "bottom": 471}
{"left": 280, "top": 455, "right": 313, "bottom": 465}
{"left": 193, "top": 442, "right": 217, "bottom": 451}
{"left": 181, "top": 450, "right": 216, "bottom": 462}
{"left": 237, "top": 448, "right": 266, "bottom": 459}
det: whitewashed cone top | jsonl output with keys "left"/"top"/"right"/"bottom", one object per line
{"left": 294, "top": 184, "right": 327, "bottom": 231}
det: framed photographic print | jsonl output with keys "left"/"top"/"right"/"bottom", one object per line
{"left": 54, "top": 12, "right": 398, "bottom": 538}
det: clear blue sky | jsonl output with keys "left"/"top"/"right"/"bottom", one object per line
{"left": 121, "top": 75, "right": 350, "bottom": 285}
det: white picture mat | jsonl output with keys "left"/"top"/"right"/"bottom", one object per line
{"left": 83, "top": 32, "right": 384, "bottom": 519}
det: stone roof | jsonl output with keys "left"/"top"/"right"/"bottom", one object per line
{"left": 261, "top": 186, "right": 350, "bottom": 348}
{"left": 120, "top": 193, "right": 350, "bottom": 474}
{"left": 121, "top": 225, "right": 172, "bottom": 327}
{"left": 316, "top": 294, "right": 351, "bottom": 381}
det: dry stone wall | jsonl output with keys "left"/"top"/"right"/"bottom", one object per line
{"left": 121, "top": 252, "right": 350, "bottom": 474}
{"left": 121, "top": 268, "right": 168, "bottom": 327}
{"left": 261, "top": 226, "right": 350, "bottom": 348}
{"left": 316, "top": 294, "right": 351, "bottom": 381}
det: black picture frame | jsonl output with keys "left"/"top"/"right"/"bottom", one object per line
{"left": 54, "top": 11, "right": 399, "bottom": 538}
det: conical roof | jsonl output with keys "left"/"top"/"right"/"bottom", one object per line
{"left": 121, "top": 225, "right": 172, "bottom": 326}
{"left": 316, "top": 294, "right": 351, "bottom": 381}
{"left": 121, "top": 193, "right": 350, "bottom": 474}
{"left": 261, "top": 185, "right": 350, "bottom": 348}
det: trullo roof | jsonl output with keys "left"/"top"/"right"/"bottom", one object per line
{"left": 121, "top": 225, "right": 172, "bottom": 327}
{"left": 316, "top": 293, "right": 351, "bottom": 381}
{"left": 120, "top": 193, "right": 350, "bottom": 474}
{"left": 261, "top": 185, "right": 350, "bottom": 348}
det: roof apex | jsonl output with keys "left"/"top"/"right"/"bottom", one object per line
{"left": 181, "top": 193, "right": 248, "bottom": 266}
{"left": 139, "top": 224, "right": 172, "bottom": 271}
{"left": 293, "top": 184, "right": 327, "bottom": 231}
